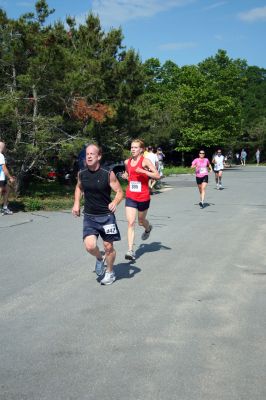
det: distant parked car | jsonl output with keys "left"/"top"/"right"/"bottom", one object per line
{"left": 102, "top": 161, "right": 125, "bottom": 177}
{"left": 47, "top": 168, "right": 58, "bottom": 181}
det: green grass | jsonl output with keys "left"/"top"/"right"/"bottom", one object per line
{"left": 10, "top": 181, "right": 76, "bottom": 212}
{"left": 163, "top": 165, "right": 193, "bottom": 176}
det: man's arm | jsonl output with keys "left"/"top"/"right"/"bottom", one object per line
{"left": 72, "top": 173, "right": 83, "bottom": 217}
{"left": 108, "top": 171, "right": 124, "bottom": 212}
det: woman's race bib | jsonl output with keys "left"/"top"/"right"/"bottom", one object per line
{"left": 130, "top": 181, "right": 142, "bottom": 192}
{"left": 199, "top": 167, "right": 207, "bottom": 174}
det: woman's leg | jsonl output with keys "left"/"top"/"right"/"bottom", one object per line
{"left": 197, "top": 183, "right": 202, "bottom": 201}
{"left": 138, "top": 208, "right": 150, "bottom": 232}
{"left": 125, "top": 206, "right": 137, "bottom": 251}
{"left": 200, "top": 182, "right": 208, "bottom": 203}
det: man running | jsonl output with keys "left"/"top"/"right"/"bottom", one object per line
{"left": 122, "top": 139, "right": 160, "bottom": 260}
{"left": 212, "top": 149, "right": 225, "bottom": 189}
{"left": 72, "top": 143, "right": 123, "bottom": 285}
{"left": 191, "top": 150, "right": 212, "bottom": 208}
{"left": 0, "top": 141, "right": 15, "bottom": 215}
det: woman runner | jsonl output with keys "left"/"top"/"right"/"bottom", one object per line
{"left": 122, "top": 139, "right": 160, "bottom": 260}
{"left": 191, "top": 150, "right": 212, "bottom": 209}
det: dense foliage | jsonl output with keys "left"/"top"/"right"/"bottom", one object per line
{"left": 0, "top": 1, "right": 265, "bottom": 192}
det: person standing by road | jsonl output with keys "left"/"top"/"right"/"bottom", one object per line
{"left": 256, "top": 149, "right": 260, "bottom": 166}
{"left": 240, "top": 149, "right": 247, "bottom": 166}
{"left": 122, "top": 139, "right": 160, "bottom": 261}
{"left": 0, "top": 141, "right": 15, "bottom": 215}
{"left": 157, "top": 147, "right": 165, "bottom": 178}
{"left": 212, "top": 149, "right": 225, "bottom": 189}
{"left": 191, "top": 150, "right": 212, "bottom": 208}
{"left": 72, "top": 143, "right": 123, "bottom": 285}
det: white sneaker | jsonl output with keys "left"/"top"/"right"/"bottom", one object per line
{"left": 95, "top": 258, "right": 105, "bottom": 276}
{"left": 216, "top": 184, "right": 220, "bottom": 190}
{"left": 1, "top": 207, "right": 13, "bottom": 215}
{"left": 101, "top": 271, "right": 116, "bottom": 285}
{"left": 219, "top": 183, "right": 223, "bottom": 189}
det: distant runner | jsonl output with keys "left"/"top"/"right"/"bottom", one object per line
{"left": 212, "top": 149, "right": 225, "bottom": 189}
{"left": 191, "top": 150, "right": 212, "bottom": 208}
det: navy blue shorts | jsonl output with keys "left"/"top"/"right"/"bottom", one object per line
{"left": 125, "top": 197, "right": 150, "bottom": 211}
{"left": 196, "top": 175, "right": 208, "bottom": 184}
{"left": 83, "top": 213, "right": 121, "bottom": 242}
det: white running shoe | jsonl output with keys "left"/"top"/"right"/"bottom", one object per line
{"left": 141, "top": 225, "right": 153, "bottom": 240}
{"left": 216, "top": 183, "right": 220, "bottom": 190}
{"left": 1, "top": 207, "right": 13, "bottom": 215}
{"left": 125, "top": 250, "right": 136, "bottom": 261}
{"left": 101, "top": 271, "right": 116, "bottom": 285}
{"left": 95, "top": 258, "right": 105, "bottom": 276}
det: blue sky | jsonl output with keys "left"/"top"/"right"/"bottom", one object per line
{"left": 1, "top": 0, "right": 266, "bottom": 68}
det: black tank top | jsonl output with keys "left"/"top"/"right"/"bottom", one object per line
{"left": 80, "top": 167, "right": 111, "bottom": 215}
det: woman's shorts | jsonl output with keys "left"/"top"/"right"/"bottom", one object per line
{"left": 196, "top": 175, "right": 208, "bottom": 184}
{"left": 125, "top": 197, "right": 150, "bottom": 211}
{"left": 83, "top": 213, "right": 121, "bottom": 242}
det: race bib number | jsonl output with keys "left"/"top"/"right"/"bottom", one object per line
{"left": 103, "top": 224, "right": 117, "bottom": 235}
{"left": 130, "top": 181, "right": 141, "bottom": 192}
{"left": 199, "top": 167, "right": 207, "bottom": 174}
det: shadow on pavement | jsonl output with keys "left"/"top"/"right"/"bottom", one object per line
{"left": 136, "top": 241, "right": 172, "bottom": 258}
{"left": 114, "top": 262, "right": 141, "bottom": 281}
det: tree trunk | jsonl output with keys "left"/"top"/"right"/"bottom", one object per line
{"left": 181, "top": 151, "right": 185, "bottom": 166}
{"left": 11, "top": 63, "right": 22, "bottom": 146}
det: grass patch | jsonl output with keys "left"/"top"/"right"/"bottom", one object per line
{"left": 9, "top": 181, "right": 76, "bottom": 212}
{"left": 163, "top": 165, "right": 193, "bottom": 176}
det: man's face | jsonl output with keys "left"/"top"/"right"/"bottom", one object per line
{"left": 85, "top": 145, "right": 101, "bottom": 168}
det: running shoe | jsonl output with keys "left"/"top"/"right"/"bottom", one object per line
{"left": 95, "top": 258, "right": 105, "bottom": 276}
{"left": 216, "top": 184, "right": 220, "bottom": 190}
{"left": 199, "top": 202, "right": 204, "bottom": 209}
{"left": 125, "top": 250, "right": 136, "bottom": 261}
{"left": 219, "top": 183, "right": 223, "bottom": 189}
{"left": 101, "top": 271, "right": 116, "bottom": 285}
{"left": 1, "top": 207, "right": 13, "bottom": 215}
{"left": 141, "top": 225, "right": 153, "bottom": 240}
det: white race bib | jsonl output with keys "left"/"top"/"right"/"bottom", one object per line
{"left": 103, "top": 224, "right": 117, "bottom": 235}
{"left": 199, "top": 167, "right": 207, "bottom": 174}
{"left": 130, "top": 181, "right": 142, "bottom": 192}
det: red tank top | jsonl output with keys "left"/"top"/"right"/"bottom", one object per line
{"left": 126, "top": 156, "right": 150, "bottom": 202}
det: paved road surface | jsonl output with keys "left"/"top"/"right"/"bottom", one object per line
{"left": 0, "top": 166, "right": 266, "bottom": 400}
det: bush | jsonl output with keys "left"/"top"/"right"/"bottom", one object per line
{"left": 23, "top": 198, "right": 42, "bottom": 211}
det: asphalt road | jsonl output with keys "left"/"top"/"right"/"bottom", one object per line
{"left": 0, "top": 166, "right": 266, "bottom": 400}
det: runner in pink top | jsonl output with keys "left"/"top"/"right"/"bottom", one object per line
{"left": 191, "top": 150, "right": 212, "bottom": 208}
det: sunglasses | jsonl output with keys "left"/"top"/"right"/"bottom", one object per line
{"left": 199, "top": 152, "right": 205, "bottom": 154}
